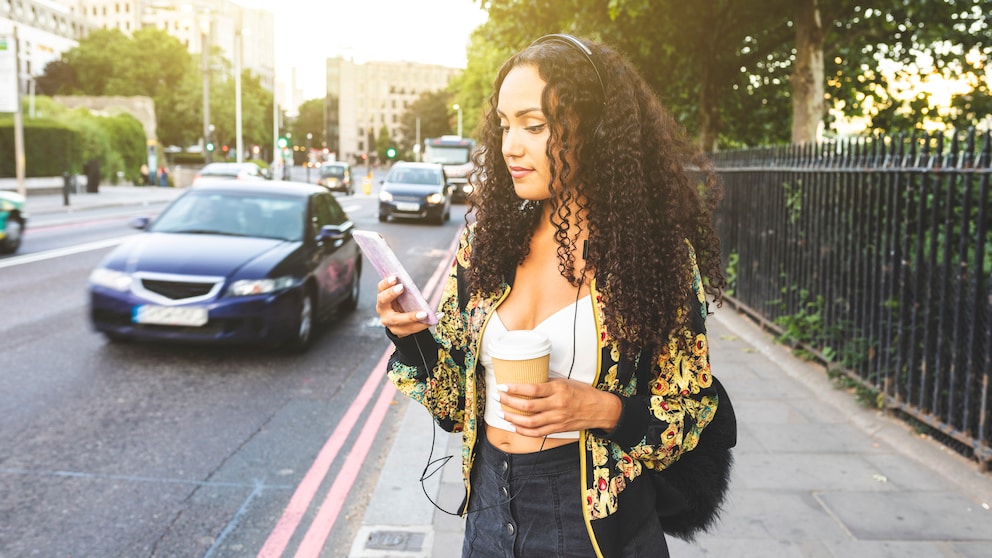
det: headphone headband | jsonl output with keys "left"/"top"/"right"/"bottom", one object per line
{"left": 529, "top": 34, "right": 607, "bottom": 104}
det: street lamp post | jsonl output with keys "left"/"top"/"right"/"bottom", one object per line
{"left": 234, "top": 34, "right": 242, "bottom": 163}
{"left": 415, "top": 117, "right": 421, "bottom": 162}
{"left": 200, "top": 14, "right": 212, "bottom": 163}
{"left": 453, "top": 104, "right": 462, "bottom": 138}
{"left": 306, "top": 132, "right": 312, "bottom": 183}
{"left": 234, "top": 19, "right": 248, "bottom": 163}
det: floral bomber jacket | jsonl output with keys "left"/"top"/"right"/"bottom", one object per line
{"left": 386, "top": 229, "right": 719, "bottom": 557}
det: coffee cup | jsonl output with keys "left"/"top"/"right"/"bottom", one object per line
{"left": 490, "top": 330, "right": 552, "bottom": 415}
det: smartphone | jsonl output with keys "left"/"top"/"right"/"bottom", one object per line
{"left": 353, "top": 230, "right": 439, "bottom": 325}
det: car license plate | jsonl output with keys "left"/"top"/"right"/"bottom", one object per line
{"left": 396, "top": 202, "right": 420, "bottom": 212}
{"left": 133, "top": 305, "right": 208, "bottom": 327}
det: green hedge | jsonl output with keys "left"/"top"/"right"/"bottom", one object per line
{"left": 0, "top": 118, "right": 82, "bottom": 177}
{"left": 0, "top": 105, "right": 146, "bottom": 182}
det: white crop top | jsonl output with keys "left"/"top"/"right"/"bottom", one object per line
{"left": 480, "top": 295, "right": 597, "bottom": 438}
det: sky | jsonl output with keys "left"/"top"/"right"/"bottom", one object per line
{"left": 237, "top": 0, "right": 489, "bottom": 100}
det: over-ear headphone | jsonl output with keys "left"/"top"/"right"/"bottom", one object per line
{"left": 529, "top": 34, "right": 607, "bottom": 138}
{"left": 529, "top": 34, "right": 607, "bottom": 106}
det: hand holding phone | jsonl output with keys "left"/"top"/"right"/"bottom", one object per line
{"left": 353, "top": 230, "right": 439, "bottom": 325}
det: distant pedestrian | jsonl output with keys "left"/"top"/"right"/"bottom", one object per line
{"left": 158, "top": 166, "right": 168, "bottom": 187}
{"left": 139, "top": 164, "right": 150, "bottom": 186}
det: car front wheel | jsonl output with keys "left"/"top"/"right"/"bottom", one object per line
{"left": 0, "top": 216, "right": 23, "bottom": 254}
{"left": 285, "top": 289, "right": 315, "bottom": 353}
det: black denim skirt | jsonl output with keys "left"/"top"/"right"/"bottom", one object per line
{"left": 462, "top": 429, "right": 669, "bottom": 558}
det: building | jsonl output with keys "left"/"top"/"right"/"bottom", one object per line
{"left": 2, "top": 1, "right": 273, "bottom": 92}
{"left": 0, "top": 0, "right": 91, "bottom": 93}
{"left": 326, "top": 56, "right": 461, "bottom": 165}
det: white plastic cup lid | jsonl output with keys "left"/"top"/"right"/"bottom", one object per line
{"left": 490, "top": 330, "right": 552, "bottom": 360}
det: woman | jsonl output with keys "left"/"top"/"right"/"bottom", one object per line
{"left": 376, "top": 34, "right": 725, "bottom": 557}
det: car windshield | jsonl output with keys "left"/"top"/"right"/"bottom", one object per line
{"left": 321, "top": 165, "right": 346, "bottom": 177}
{"left": 426, "top": 146, "right": 471, "bottom": 164}
{"left": 201, "top": 164, "right": 255, "bottom": 177}
{"left": 388, "top": 167, "right": 441, "bottom": 185}
{"left": 150, "top": 191, "right": 305, "bottom": 241}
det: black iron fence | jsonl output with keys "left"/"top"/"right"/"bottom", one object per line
{"left": 709, "top": 129, "right": 992, "bottom": 469}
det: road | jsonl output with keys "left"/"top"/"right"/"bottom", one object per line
{"left": 0, "top": 173, "right": 468, "bottom": 557}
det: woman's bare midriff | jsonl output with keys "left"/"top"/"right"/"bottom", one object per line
{"left": 486, "top": 424, "right": 578, "bottom": 454}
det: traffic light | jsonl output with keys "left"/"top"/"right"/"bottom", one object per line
{"left": 277, "top": 136, "right": 288, "bottom": 149}
{"left": 386, "top": 147, "right": 397, "bottom": 159}
{"left": 206, "top": 142, "right": 215, "bottom": 152}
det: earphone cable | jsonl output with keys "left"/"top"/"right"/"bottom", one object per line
{"left": 413, "top": 275, "right": 585, "bottom": 516}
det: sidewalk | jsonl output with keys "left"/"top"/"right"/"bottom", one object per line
{"left": 12, "top": 183, "right": 183, "bottom": 221}
{"left": 352, "top": 306, "right": 992, "bottom": 557}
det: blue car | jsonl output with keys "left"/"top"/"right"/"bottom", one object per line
{"left": 378, "top": 162, "right": 451, "bottom": 225}
{"left": 88, "top": 181, "right": 361, "bottom": 352}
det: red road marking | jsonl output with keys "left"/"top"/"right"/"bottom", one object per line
{"left": 294, "top": 380, "right": 397, "bottom": 556}
{"left": 257, "top": 351, "right": 391, "bottom": 558}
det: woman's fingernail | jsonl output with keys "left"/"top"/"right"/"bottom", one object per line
{"left": 495, "top": 408, "right": 505, "bottom": 419}
{"left": 496, "top": 384, "right": 508, "bottom": 392}
{"left": 416, "top": 311, "right": 427, "bottom": 320}
{"left": 393, "top": 284, "right": 404, "bottom": 293}
{"left": 493, "top": 392, "right": 500, "bottom": 402}
{"left": 389, "top": 276, "right": 398, "bottom": 284}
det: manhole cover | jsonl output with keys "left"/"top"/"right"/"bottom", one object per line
{"left": 365, "top": 530, "right": 426, "bottom": 551}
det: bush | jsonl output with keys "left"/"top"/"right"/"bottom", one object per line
{"left": 0, "top": 117, "right": 83, "bottom": 177}
{"left": 0, "top": 97, "right": 147, "bottom": 182}
{"left": 171, "top": 152, "right": 205, "bottom": 166}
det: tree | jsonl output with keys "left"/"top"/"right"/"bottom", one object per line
{"left": 35, "top": 60, "right": 78, "bottom": 95}
{"left": 822, "top": 1, "right": 990, "bottom": 135}
{"left": 399, "top": 90, "right": 456, "bottom": 156}
{"left": 40, "top": 27, "right": 199, "bottom": 147}
{"left": 36, "top": 27, "right": 277, "bottom": 154}
{"left": 290, "top": 98, "right": 325, "bottom": 148}
{"left": 211, "top": 68, "right": 275, "bottom": 159}
{"left": 469, "top": 0, "right": 991, "bottom": 149}
{"left": 376, "top": 124, "right": 392, "bottom": 162}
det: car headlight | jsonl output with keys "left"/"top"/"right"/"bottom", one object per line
{"left": 379, "top": 191, "right": 393, "bottom": 202}
{"left": 228, "top": 276, "right": 295, "bottom": 297}
{"left": 426, "top": 193, "right": 445, "bottom": 204}
{"left": 89, "top": 268, "right": 133, "bottom": 291}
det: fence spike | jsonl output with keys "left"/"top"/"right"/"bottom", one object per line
{"left": 963, "top": 127, "right": 975, "bottom": 169}
{"left": 978, "top": 128, "right": 991, "bottom": 169}
{"left": 908, "top": 129, "right": 919, "bottom": 168}
{"left": 943, "top": 131, "right": 955, "bottom": 170}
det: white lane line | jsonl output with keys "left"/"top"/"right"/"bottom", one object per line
{"left": 0, "top": 235, "right": 136, "bottom": 270}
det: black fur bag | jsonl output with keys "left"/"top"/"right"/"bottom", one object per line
{"left": 652, "top": 375, "right": 737, "bottom": 541}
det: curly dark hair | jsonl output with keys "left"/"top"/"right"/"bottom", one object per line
{"left": 466, "top": 35, "right": 725, "bottom": 359}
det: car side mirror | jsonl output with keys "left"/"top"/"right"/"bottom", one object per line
{"left": 131, "top": 216, "right": 151, "bottom": 230}
{"left": 319, "top": 221, "right": 353, "bottom": 242}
